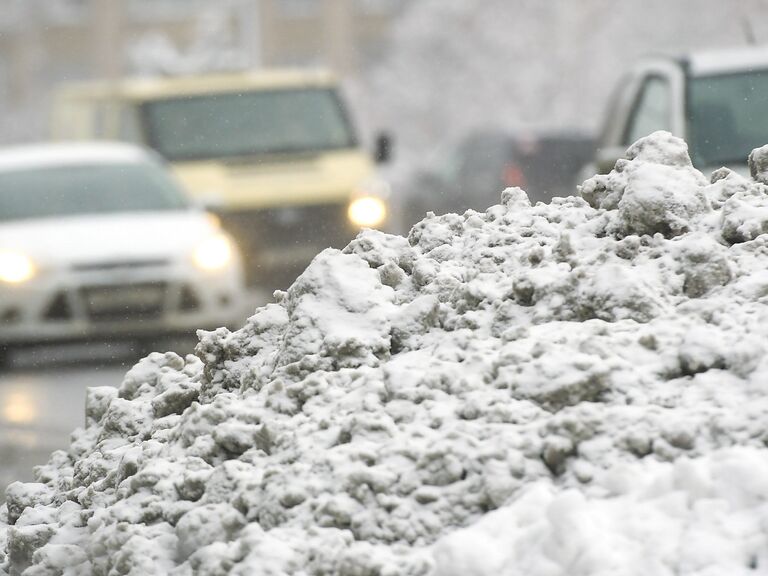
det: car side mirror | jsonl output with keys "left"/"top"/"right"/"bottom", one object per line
{"left": 374, "top": 132, "right": 393, "bottom": 164}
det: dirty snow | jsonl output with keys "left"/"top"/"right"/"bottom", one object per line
{"left": 3, "top": 131, "right": 768, "bottom": 575}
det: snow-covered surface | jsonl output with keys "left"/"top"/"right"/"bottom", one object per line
{"left": 3, "top": 132, "right": 768, "bottom": 575}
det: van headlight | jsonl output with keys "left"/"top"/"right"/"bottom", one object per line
{"left": 348, "top": 196, "right": 387, "bottom": 228}
{"left": 192, "top": 234, "right": 233, "bottom": 272}
{"left": 0, "top": 251, "right": 36, "bottom": 284}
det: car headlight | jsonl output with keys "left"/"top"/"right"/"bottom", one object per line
{"left": 0, "top": 251, "right": 35, "bottom": 284}
{"left": 348, "top": 196, "right": 387, "bottom": 228}
{"left": 192, "top": 234, "right": 233, "bottom": 272}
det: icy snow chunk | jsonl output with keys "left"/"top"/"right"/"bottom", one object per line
{"left": 7, "top": 523, "right": 56, "bottom": 572}
{"left": 748, "top": 143, "right": 768, "bottom": 185}
{"left": 276, "top": 249, "right": 395, "bottom": 372}
{"left": 85, "top": 386, "right": 118, "bottom": 428}
{"left": 570, "top": 262, "right": 671, "bottom": 322}
{"left": 500, "top": 186, "right": 531, "bottom": 209}
{"left": 343, "top": 228, "right": 413, "bottom": 272}
{"left": 720, "top": 187, "right": 768, "bottom": 244}
{"left": 625, "top": 129, "right": 694, "bottom": 166}
{"left": 673, "top": 233, "right": 732, "bottom": 297}
{"left": 580, "top": 131, "right": 709, "bottom": 237}
{"left": 175, "top": 503, "right": 246, "bottom": 560}
{"left": 4, "top": 483, "right": 53, "bottom": 526}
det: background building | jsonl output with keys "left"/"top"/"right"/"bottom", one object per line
{"left": 0, "top": 0, "right": 410, "bottom": 143}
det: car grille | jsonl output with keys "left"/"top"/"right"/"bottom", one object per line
{"left": 71, "top": 259, "right": 170, "bottom": 272}
{"left": 219, "top": 203, "right": 353, "bottom": 249}
{"left": 80, "top": 282, "right": 168, "bottom": 322}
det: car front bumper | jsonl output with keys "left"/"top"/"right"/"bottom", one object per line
{"left": 0, "top": 260, "right": 245, "bottom": 347}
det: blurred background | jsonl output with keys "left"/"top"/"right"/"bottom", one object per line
{"left": 1, "top": 0, "right": 767, "bottom": 492}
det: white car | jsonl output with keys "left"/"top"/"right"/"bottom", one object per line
{"left": 0, "top": 143, "right": 245, "bottom": 367}
{"left": 591, "top": 45, "right": 768, "bottom": 175}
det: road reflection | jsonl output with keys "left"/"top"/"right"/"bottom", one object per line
{"left": 2, "top": 386, "right": 39, "bottom": 426}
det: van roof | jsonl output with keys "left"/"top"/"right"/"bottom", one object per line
{"left": 54, "top": 69, "right": 339, "bottom": 102}
{"left": 684, "top": 45, "right": 768, "bottom": 76}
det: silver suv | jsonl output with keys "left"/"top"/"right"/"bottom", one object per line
{"left": 592, "top": 46, "right": 768, "bottom": 174}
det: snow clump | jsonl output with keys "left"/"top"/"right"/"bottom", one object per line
{"left": 3, "top": 131, "right": 768, "bottom": 575}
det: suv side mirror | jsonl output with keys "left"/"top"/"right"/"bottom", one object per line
{"left": 374, "top": 132, "right": 393, "bottom": 164}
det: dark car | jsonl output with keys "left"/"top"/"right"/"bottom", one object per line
{"left": 402, "top": 131, "right": 595, "bottom": 227}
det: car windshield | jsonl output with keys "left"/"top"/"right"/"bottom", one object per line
{"left": 141, "top": 88, "right": 357, "bottom": 161}
{"left": 0, "top": 161, "right": 189, "bottom": 222}
{"left": 687, "top": 69, "right": 768, "bottom": 167}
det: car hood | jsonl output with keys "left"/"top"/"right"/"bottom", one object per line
{"left": 0, "top": 210, "right": 217, "bottom": 268}
{"left": 172, "top": 149, "right": 374, "bottom": 210}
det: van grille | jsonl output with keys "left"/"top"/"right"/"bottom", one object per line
{"left": 72, "top": 259, "right": 170, "bottom": 272}
{"left": 218, "top": 202, "right": 355, "bottom": 288}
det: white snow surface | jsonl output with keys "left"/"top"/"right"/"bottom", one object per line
{"left": 3, "top": 132, "right": 768, "bottom": 575}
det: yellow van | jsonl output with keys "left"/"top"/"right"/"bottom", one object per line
{"left": 51, "top": 70, "right": 391, "bottom": 289}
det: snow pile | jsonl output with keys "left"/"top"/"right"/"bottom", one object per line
{"left": 3, "top": 131, "right": 768, "bottom": 575}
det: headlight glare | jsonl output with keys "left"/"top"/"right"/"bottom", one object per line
{"left": 193, "top": 234, "right": 233, "bottom": 272}
{"left": 0, "top": 251, "right": 35, "bottom": 284}
{"left": 348, "top": 196, "right": 387, "bottom": 228}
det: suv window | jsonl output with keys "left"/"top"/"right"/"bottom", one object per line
{"left": 624, "top": 75, "right": 671, "bottom": 145}
{"left": 688, "top": 69, "right": 768, "bottom": 167}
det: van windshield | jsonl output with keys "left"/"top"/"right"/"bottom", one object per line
{"left": 142, "top": 88, "right": 357, "bottom": 161}
{"left": 0, "top": 162, "right": 188, "bottom": 222}
{"left": 687, "top": 69, "right": 768, "bottom": 167}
